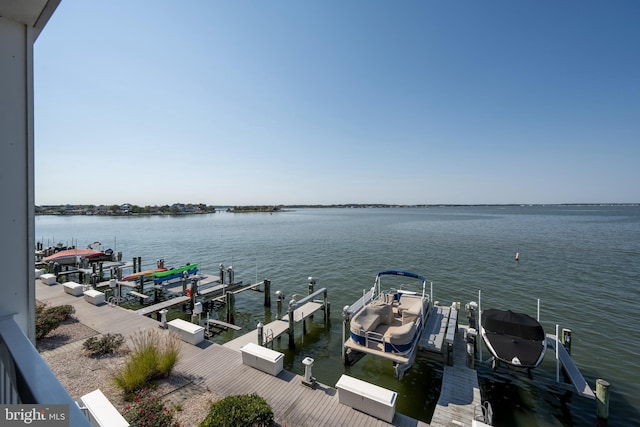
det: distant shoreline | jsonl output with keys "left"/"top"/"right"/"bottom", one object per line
{"left": 35, "top": 202, "right": 639, "bottom": 216}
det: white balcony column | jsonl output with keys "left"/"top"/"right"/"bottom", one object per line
{"left": 0, "top": 1, "right": 61, "bottom": 342}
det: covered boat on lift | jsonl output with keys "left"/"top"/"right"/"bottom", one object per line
{"left": 481, "top": 308, "right": 547, "bottom": 369}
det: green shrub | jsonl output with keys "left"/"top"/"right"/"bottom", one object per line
{"left": 83, "top": 333, "right": 125, "bottom": 356}
{"left": 113, "top": 329, "right": 181, "bottom": 395}
{"left": 123, "top": 387, "right": 180, "bottom": 427}
{"left": 199, "top": 394, "right": 273, "bottom": 427}
{"left": 35, "top": 303, "right": 76, "bottom": 339}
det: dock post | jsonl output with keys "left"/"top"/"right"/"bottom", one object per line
{"left": 137, "top": 257, "right": 142, "bottom": 274}
{"left": 466, "top": 328, "right": 476, "bottom": 369}
{"left": 182, "top": 272, "right": 188, "bottom": 296}
{"left": 132, "top": 257, "right": 137, "bottom": 273}
{"left": 342, "top": 305, "right": 349, "bottom": 364}
{"left": 99, "top": 262, "right": 103, "bottom": 281}
{"left": 117, "top": 267, "right": 122, "bottom": 281}
{"left": 226, "top": 292, "right": 235, "bottom": 324}
{"left": 219, "top": 263, "right": 225, "bottom": 284}
{"left": 191, "top": 277, "right": 198, "bottom": 308}
{"left": 275, "top": 291, "right": 283, "bottom": 320}
{"left": 596, "top": 379, "right": 610, "bottom": 426}
{"left": 562, "top": 328, "right": 572, "bottom": 354}
{"left": 264, "top": 279, "right": 271, "bottom": 307}
{"left": 288, "top": 300, "right": 295, "bottom": 349}
{"left": 308, "top": 277, "right": 316, "bottom": 295}
{"left": 323, "top": 289, "right": 329, "bottom": 322}
{"left": 228, "top": 266, "right": 234, "bottom": 284}
{"left": 257, "top": 322, "right": 264, "bottom": 346}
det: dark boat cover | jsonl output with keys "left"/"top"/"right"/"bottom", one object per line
{"left": 482, "top": 309, "right": 545, "bottom": 340}
{"left": 481, "top": 309, "right": 546, "bottom": 368}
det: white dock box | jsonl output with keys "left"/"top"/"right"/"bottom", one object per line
{"left": 167, "top": 318, "right": 204, "bottom": 345}
{"left": 79, "top": 389, "right": 129, "bottom": 427}
{"left": 84, "top": 289, "right": 105, "bottom": 305}
{"left": 40, "top": 273, "right": 56, "bottom": 285}
{"left": 63, "top": 281, "right": 84, "bottom": 296}
{"left": 335, "top": 374, "right": 397, "bottom": 423}
{"left": 35, "top": 268, "right": 44, "bottom": 279}
{"left": 240, "top": 342, "right": 284, "bottom": 376}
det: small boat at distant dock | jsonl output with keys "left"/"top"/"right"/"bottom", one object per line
{"left": 153, "top": 263, "right": 199, "bottom": 284}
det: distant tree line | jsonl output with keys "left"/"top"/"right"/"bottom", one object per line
{"left": 35, "top": 203, "right": 216, "bottom": 216}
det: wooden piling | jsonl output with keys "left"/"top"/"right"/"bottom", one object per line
{"left": 264, "top": 279, "right": 271, "bottom": 307}
{"left": 596, "top": 379, "right": 610, "bottom": 426}
{"left": 288, "top": 301, "right": 295, "bottom": 349}
{"left": 226, "top": 292, "right": 235, "bottom": 324}
{"left": 562, "top": 328, "right": 572, "bottom": 354}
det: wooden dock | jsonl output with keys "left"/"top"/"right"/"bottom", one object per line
{"left": 135, "top": 296, "right": 190, "bottom": 316}
{"left": 224, "top": 301, "right": 324, "bottom": 352}
{"left": 208, "top": 319, "right": 242, "bottom": 331}
{"left": 419, "top": 305, "right": 452, "bottom": 356}
{"left": 430, "top": 325, "right": 482, "bottom": 426}
{"left": 35, "top": 280, "right": 429, "bottom": 426}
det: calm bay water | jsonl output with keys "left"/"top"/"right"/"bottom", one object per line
{"left": 36, "top": 206, "right": 640, "bottom": 426}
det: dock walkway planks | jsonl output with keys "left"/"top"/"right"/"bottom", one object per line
{"left": 36, "top": 281, "right": 480, "bottom": 427}
{"left": 430, "top": 325, "right": 482, "bottom": 426}
{"left": 419, "top": 305, "right": 451, "bottom": 357}
{"left": 134, "top": 296, "right": 190, "bottom": 316}
{"left": 223, "top": 301, "right": 324, "bottom": 352}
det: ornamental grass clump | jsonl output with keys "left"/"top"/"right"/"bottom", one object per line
{"left": 123, "top": 387, "right": 180, "bottom": 427}
{"left": 35, "top": 302, "right": 75, "bottom": 339}
{"left": 199, "top": 393, "right": 274, "bottom": 427}
{"left": 113, "top": 329, "right": 181, "bottom": 395}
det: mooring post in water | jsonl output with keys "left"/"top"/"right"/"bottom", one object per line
{"left": 264, "top": 278, "right": 271, "bottom": 307}
{"left": 99, "top": 262, "right": 104, "bottom": 281}
{"left": 137, "top": 257, "right": 142, "bottom": 274}
{"left": 308, "top": 277, "right": 316, "bottom": 319}
{"left": 275, "top": 291, "right": 284, "bottom": 320}
{"left": 288, "top": 299, "right": 296, "bottom": 349}
{"left": 341, "top": 305, "right": 350, "bottom": 363}
{"left": 227, "top": 266, "right": 234, "bottom": 284}
{"left": 226, "top": 291, "right": 235, "bottom": 324}
{"left": 323, "top": 289, "right": 329, "bottom": 322}
{"left": 308, "top": 277, "right": 316, "bottom": 295}
{"left": 219, "top": 263, "right": 225, "bottom": 284}
{"left": 596, "top": 379, "right": 610, "bottom": 426}
{"left": 562, "top": 328, "right": 572, "bottom": 354}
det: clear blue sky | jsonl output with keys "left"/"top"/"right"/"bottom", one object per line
{"left": 34, "top": 1, "right": 640, "bottom": 206}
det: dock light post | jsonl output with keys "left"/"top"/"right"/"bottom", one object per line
{"left": 108, "top": 279, "right": 117, "bottom": 303}
{"left": 159, "top": 309, "right": 168, "bottom": 329}
{"left": 302, "top": 357, "right": 316, "bottom": 387}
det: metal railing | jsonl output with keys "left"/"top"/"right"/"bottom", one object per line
{"left": 0, "top": 315, "right": 91, "bottom": 426}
